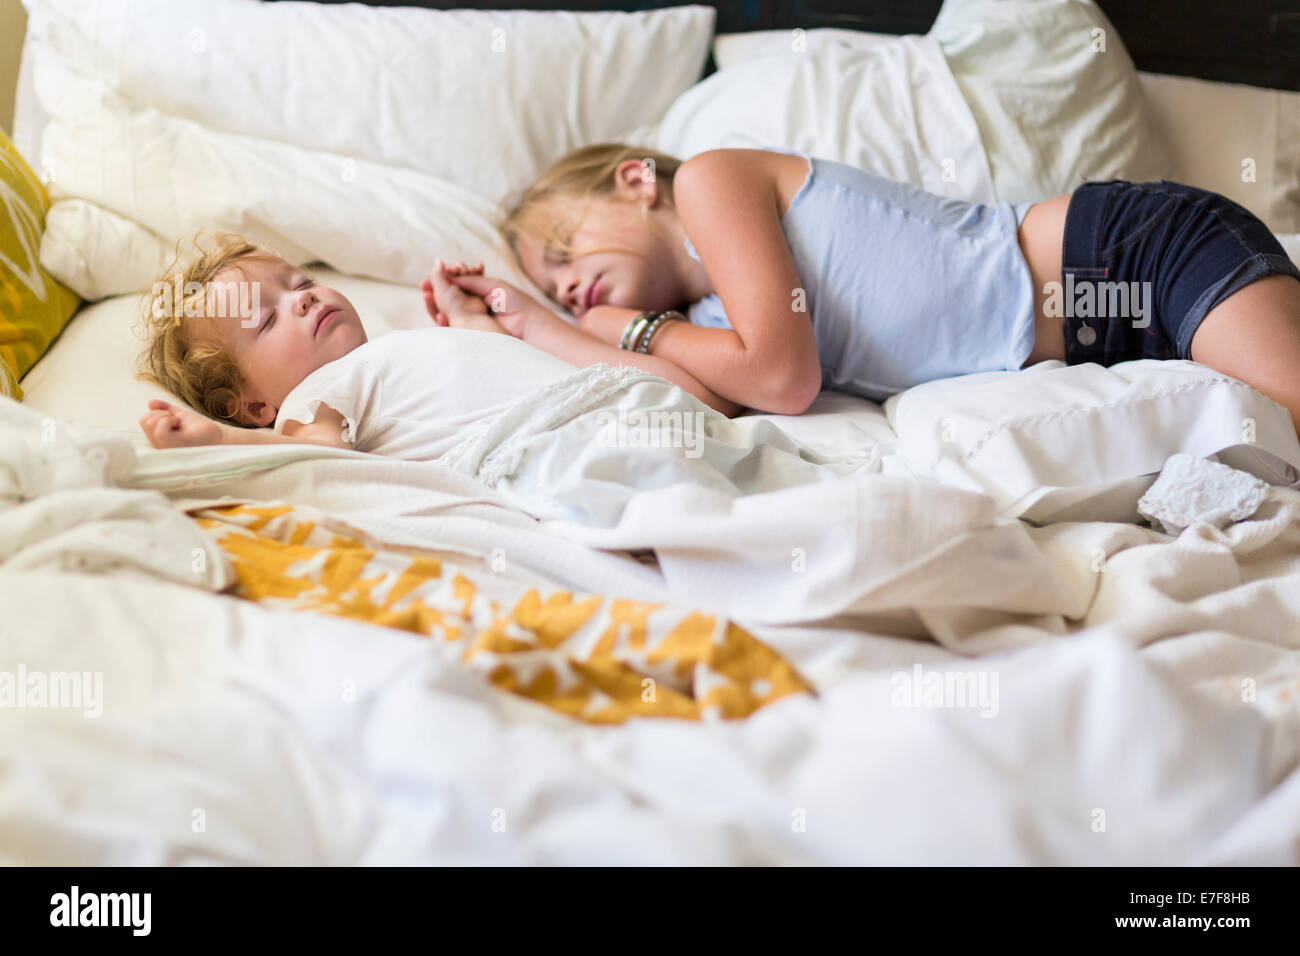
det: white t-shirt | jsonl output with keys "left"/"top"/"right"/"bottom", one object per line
{"left": 273, "top": 328, "right": 578, "bottom": 460}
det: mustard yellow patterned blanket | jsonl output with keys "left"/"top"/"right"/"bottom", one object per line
{"left": 189, "top": 501, "right": 814, "bottom": 724}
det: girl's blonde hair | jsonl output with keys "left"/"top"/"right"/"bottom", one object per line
{"left": 135, "top": 231, "right": 278, "bottom": 428}
{"left": 500, "top": 143, "right": 684, "bottom": 261}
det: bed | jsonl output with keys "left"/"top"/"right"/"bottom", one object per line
{"left": 2, "top": 0, "right": 1300, "bottom": 865}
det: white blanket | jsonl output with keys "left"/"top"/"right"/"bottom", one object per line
{"left": 3, "top": 386, "right": 1300, "bottom": 864}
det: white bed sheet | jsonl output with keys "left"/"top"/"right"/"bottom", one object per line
{"left": 2, "top": 386, "right": 1299, "bottom": 864}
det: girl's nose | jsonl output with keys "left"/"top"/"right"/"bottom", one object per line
{"left": 563, "top": 277, "right": 581, "bottom": 311}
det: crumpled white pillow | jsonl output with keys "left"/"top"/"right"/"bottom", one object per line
{"left": 643, "top": 34, "right": 996, "bottom": 203}
{"left": 930, "top": 0, "right": 1173, "bottom": 201}
{"left": 1276, "top": 234, "right": 1300, "bottom": 265}
{"left": 19, "top": 0, "right": 715, "bottom": 299}
{"left": 696, "top": 0, "right": 1173, "bottom": 204}
{"left": 38, "top": 104, "right": 534, "bottom": 299}
{"left": 25, "top": 0, "right": 713, "bottom": 205}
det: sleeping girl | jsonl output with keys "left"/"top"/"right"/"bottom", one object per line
{"left": 446, "top": 143, "right": 1300, "bottom": 438}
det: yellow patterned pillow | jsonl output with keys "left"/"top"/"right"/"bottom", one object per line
{"left": 0, "top": 130, "right": 81, "bottom": 401}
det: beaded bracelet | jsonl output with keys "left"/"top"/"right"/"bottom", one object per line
{"left": 619, "top": 310, "right": 657, "bottom": 350}
{"left": 635, "top": 310, "right": 686, "bottom": 354}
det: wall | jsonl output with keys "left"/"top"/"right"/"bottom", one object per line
{"left": 0, "top": 0, "right": 26, "bottom": 136}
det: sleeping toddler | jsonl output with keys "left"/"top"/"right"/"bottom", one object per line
{"left": 136, "top": 234, "right": 734, "bottom": 454}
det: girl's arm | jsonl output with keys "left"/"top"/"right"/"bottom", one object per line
{"left": 523, "top": 314, "right": 745, "bottom": 417}
{"left": 443, "top": 272, "right": 745, "bottom": 417}
{"left": 647, "top": 149, "right": 824, "bottom": 416}
{"left": 580, "top": 304, "right": 810, "bottom": 411}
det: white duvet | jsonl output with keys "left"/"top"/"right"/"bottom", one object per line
{"left": 4, "top": 350, "right": 1300, "bottom": 864}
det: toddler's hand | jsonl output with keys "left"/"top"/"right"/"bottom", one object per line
{"left": 442, "top": 272, "right": 557, "bottom": 340}
{"left": 139, "top": 399, "right": 223, "bottom": 448}
{"left": 421, "top": 259, "right": 504, "bottom": 332}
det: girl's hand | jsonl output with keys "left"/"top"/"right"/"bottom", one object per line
{"left": 139, "top": 399, "right": 223, "bottom": 448}
{"left": 443, "top": 272, "right": 560, "bottom": 341}
{"left": 421, "top": 259, "right": 506, "bottom": 333}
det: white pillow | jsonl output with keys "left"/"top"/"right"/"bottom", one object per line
{"left": 929, "top": 0, "right": 1172, "bottom": 202}
{"left": 883, "top": 359, "right": 1300, "bottom": 523}
{"left": 1137, "top": 72, "right": 1300, "bottom": 234}
{"left": 646, "top": 36, "right": 997, "bottom": 202}
{"left": 24, "top": 0, "right": 712, "bottom": 204}
{"left": 38, "top": 105, "right": 533, "bottom": 299}
{"left": 39, "top": 201, "right": 174, "bottom": 302}
{"left": 713, "top": 28, "right": 895, "bottom": 68}
{"left": 704, "top": 0, "right": 1173, "bottom": 204}
{"left": 710, "top": 25, "right": 1297, "bottom": 233}
{"left": 1278, "top": 234, "right": 1300, "bottom": 265}
{"left": 19, "top": 0, "right": 714, "bottom": 297}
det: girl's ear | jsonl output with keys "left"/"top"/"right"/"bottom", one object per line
{"left": 614, "top": 158, "right": 660, "bottom": 206}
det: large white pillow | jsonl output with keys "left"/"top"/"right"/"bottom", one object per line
{"left": 643, "top": 34, "right": 996, "bottom": 202}
{"left": 1137, "top": 72, "right": 1300, "bottom": 233}
{"left": 1278, "top": 234, "right": 1300, "bottom": 264}
{"left": 19, "top": 0, "right": 714, "bottom": 298}
{"left": 884, "top": 359, "right": 1300, "bottom": 523}
{"left": 698, "top": 0, "right": 1173, "bottom": 204}
{"left": 929, "top": 0, "right": 1172, "bottom": 202}
{"left": 38, "top": 105, "right": 535, "bottom": 300}
{"left": 707, "top": 22, "right": 1298, "bottom": 233}
{"left": 24, "top": 0, "right": 712, "bottom": 205}
{"left": 712, "top": 28, "right": 893, "bottom": 67}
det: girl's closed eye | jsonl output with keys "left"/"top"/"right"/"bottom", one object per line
{"left": 259, "top": 277, "right": 313, "bottom": 330}
{"left": 543, "top": 234, "right": 571, "bottom": 265}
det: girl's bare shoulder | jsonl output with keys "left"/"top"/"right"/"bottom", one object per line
{"left": 675, "top": 148, "right": 811, "bottom": 218}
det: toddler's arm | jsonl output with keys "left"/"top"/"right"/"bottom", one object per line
{"left": 139, "top": 399, "right": 353, "bottom": 450}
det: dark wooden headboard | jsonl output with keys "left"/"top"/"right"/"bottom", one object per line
{"left": 287, "top": 1, "right": 1300, "bottom": 91}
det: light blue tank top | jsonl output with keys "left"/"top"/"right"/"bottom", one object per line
{"left": 684, "top": 147, "right": 1036, "bottom": 402}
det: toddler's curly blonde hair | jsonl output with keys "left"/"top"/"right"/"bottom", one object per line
{"left": 136, "top": 232, "right": 279, "bottom": 428}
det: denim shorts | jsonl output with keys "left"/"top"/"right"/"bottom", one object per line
{"left": 1060, "top": 179, "right": 1300, "bottom": 366}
